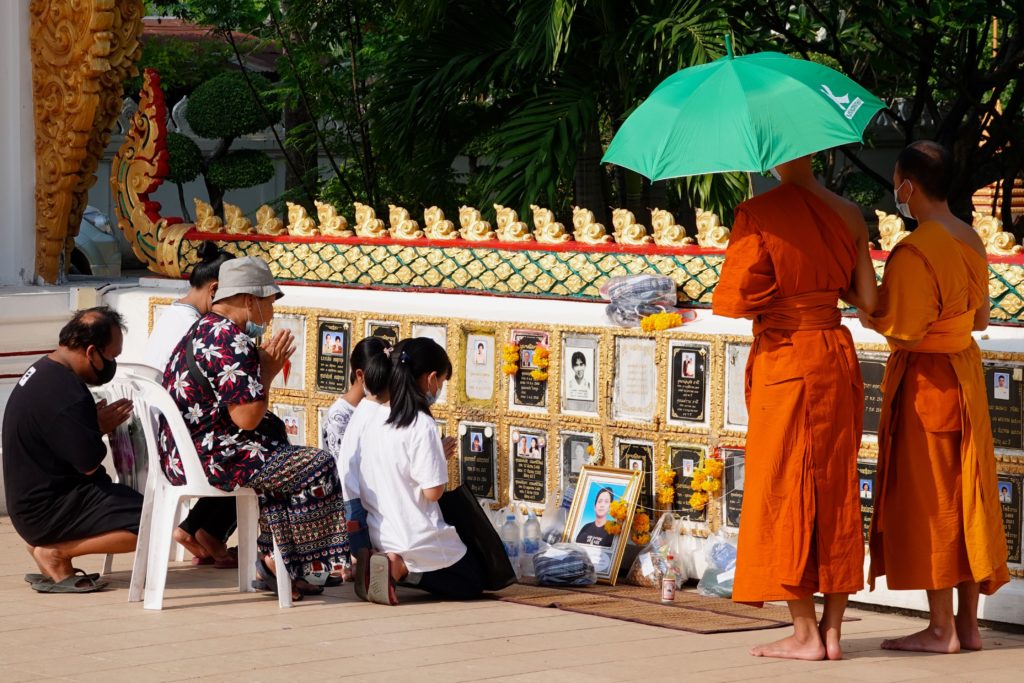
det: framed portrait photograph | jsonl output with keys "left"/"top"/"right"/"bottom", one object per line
{"left": 612, "top": 337, "right": 657, "bottom": 422}
{"left": 559, "top": 430, "right": 597, "bottom": 490}
{"left": 365, "top": 320, "right": 401, "bottom": 348}
{"left": 666, "top": 340, "right": 710, "bottom": 427}
{"left": 509, "top": 329, "right": 549, "bottom": 411}
{"left": 857, "top": 460, "right": 877, "bottom": 542}
{"left": 615, "top": 438, "right": 655, "bottom": 518}
{"left": 458, "top": 422, "right": 496, "bottom": 500}
{"left": 723, "top": 343, "right": 751, "bottom": 431}
{"left": 984, "top": 363, "right": 1023, "bottom": 452}
{"left": 509, "top": 426, "right": 547, "bottom": 504}
{"left": 721, "top": 447, "right": 746, "bottom": 529}
{"left": 668, "top": 443, "right": 708, "bottom": 522}
{"left": 561, "top": 334, "right": 600, "bottom": 415}
{"left": 997, "top": 474, "right": 1022, "bottom": 565}
{"left": 463, "top": 331, "right": 496, "bottom": 403}
{"left": 270, "top": 313, "right": 307, "bottom": 392}
{"left": 273, "top": 403, "right": 307, "bottom": 447}
{"left": 315, "top": 318, "right": 352, "bottom": 394}
{"left": 411, "top": 322, "right": 449, "bottom": 404}
{"left": 562, "top": 466, "right": 642, "bottom": 585}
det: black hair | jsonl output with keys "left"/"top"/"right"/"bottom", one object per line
{"left": 571, "top": 351, "right": 586, "bottom": 366}
{"left": 58, "top": 306, "right": 126, "bottom": 352}
{"left": 896, "top": 140, "right": 954, "bottom": 201}
{"left": 387, "top": 337, "right": 453, "bottom": 428}
{"left": 351, "top": 336, "right": 392, "bottom": 394}
{"left": 189, "top": 243, "right": 234, "bottom": 288}
{"left": 595, "top": 487, "right": 614, "bottom": 505}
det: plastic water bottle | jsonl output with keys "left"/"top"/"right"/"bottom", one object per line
{"left": 661, "top": 555, "right": 677, "bottom": 604}
{"left": 522, "top": 508, "right": 542, "bottom": 576}
{"left": 500, "top": 514, "right": 521, "bottom": 575}
{"left": 542, "top": 485, "right": 575, "bottom": 545}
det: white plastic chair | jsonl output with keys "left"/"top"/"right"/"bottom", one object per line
{"left": 112, "top": 370, "right": 292, "bottom": 609}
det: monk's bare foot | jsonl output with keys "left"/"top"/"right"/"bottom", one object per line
{"left": 955, "top": 614, "right": 983, "bottom": 651}
{"left": 386, "top": 552, "right": 408, "bottom": 583}
{"left": 31, "top": 545, "right": 73, "bottom": 583}
{"left": 881, "top": 626, "right": 960, "bottom": 654}
{"left": 173, "top": 528, "right": 208, "bottom": 560}
{"left": 750, "top": 633, "right": 826, "bottom": 660}
{"left": 819, "top": 625, "right": 844, "bottom": 660}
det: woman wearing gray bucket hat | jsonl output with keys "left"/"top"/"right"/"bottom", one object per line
{"left": 158, "top": 256, "right": 347, "bottom": 598}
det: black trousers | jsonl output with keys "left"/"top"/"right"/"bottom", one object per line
{"left": 177, "top": 497, "right": 237, "bottom": 542}
{"left": 411, "top": 547, "right": 485, "bottom": 600}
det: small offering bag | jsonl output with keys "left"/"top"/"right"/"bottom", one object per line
{"left": 624, "top": 512, "right": 675, "bottom": 587}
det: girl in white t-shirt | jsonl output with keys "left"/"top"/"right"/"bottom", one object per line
{"left": 355, "top": 337, "right": 484, "bottom": 605}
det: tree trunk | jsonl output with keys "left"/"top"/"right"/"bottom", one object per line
{"left": 177, "top": 182, "right": 191, "bottom": 222}
{"left": 283, "top": 103, "right": 318, "bottom": 211}
{"left": 573, "top": 121, "right": 606, "bottom": 216}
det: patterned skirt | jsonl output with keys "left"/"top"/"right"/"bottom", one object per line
{"left": 246, "top": 445, "right": 348, "bottom": 580}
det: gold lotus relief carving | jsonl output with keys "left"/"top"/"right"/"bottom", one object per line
{"left": 999, "top": 292, "right": 1023, "bottom": 315}
{"left": 990, "top": 280, "right": 1009, "bottom": 298}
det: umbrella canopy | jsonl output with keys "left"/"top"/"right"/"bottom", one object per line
{"left": 602, "top": 42, "right": 886, "bottom": 180}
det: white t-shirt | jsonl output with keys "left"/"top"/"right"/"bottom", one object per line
{"left": 357, "top": 410, "right": 466, "bottom": 573}
{"left": 143, "top": 302, "right": 201, "bottom": 372}
{"left": 330, "top": 397, "right": 378, "bottom": 500}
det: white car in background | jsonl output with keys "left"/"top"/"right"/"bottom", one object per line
{"left": 72, "top": 206, "right": 143, "bottom": 277}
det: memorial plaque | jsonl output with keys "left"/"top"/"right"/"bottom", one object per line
{"left": 459, "top": 423, "right": 496, "bottom": 499}
{"left": 616, "top": 440, "right": 655, "bottom": 515}
{"left": 860, "top": 356, "right": 886, "bottom": 436}
{"left": 669, "top": 445, "right": 706, "bottom": 521}
{"left": 365, "top": 320, "right": 400, "bottom": 347}
{"left": 464, "top": 332, "right": 496, "bottom": 402}
{"left": 562, "top": 334, "right": 600, "bottom": 415}
{"left": 668, "top": 342, "right": 708, "bottom": 424}
{"left": 511, "top": 330, "right": 549, "bottom": 409}
{"left": 998, "top": 474, "right": 1022, "bottom": 565}
{"left": 315, "top": 318, "right": 351, "bottom": 393}
{"left": 510, "top": 427, "right": 547, "bottom": 503}
{"left": 271, "top": 313, "right": 307, "bottom": 391}
{"left": 985, "top": 364, "right": 1024, "bottom": 451}
{"left": 722, "top": 448, "right": 745, "bottom": 528}
{"left": 273, "top": 403, "right": 306, "bottom": 446}
{"left": 412, "top": 323, "right": 449, "bottom": 404}
{"left": 857, "top": 460, "right": 877, "bottom": 542}
{"left": 560, "top": 431, "right": 595, "bottom": 490}
{"left": 612, "top": 337, "right": 657, "bottom": 422}
{"left": 724, "top": 344, "right": 750, "bottom": 429}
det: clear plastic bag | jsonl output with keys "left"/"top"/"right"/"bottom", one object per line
{"left": 624, "top": 513, "right": 675, "bottom": 587}
{"left": 533, "top": 543, "right": 597, "bottom": 586}
{"left": 696, "top": 532, "right": 737, "bottom": 598}
{"left": 599, "top": 274, "right": 678, "bottom": 304}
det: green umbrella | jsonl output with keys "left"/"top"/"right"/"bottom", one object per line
{"left": 602, "top": 38, "right": 886, "bottom": 180}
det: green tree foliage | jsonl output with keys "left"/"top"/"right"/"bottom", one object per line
{"left": 186, "top": 71, "right": 277, "bottom": 139}
{"left": 125, "top": 36, "right": 234, "bottom": 105}
{"left": 165, "top": 131, "right": 203, "bottom": 184}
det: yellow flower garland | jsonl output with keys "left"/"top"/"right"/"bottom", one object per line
{"left": 688, "top": 454, "right": 724, "bottom": 511}
{"left": 502, "top": 342, "right": 520, "bottom": 376}
{"left": 602, "top": 499, "right": 652, "bottom": 545}
{"left": 656, "top": 463, "right": 676, "bottom": 508}
{"left": 640, "top": 311, "right": 684, "bottom": 332}
{"left": 530, "top": 344, "right": 550, "bottom": 381}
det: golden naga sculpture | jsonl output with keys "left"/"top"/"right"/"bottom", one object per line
{"left": 388, "top": 204, "right": 424, "bottom": 240}
{"left": 494, "top": 204, "right": 532, "bottom": 242}
{"left": 31, "top": 0, "right": 144, "bottom": 282}
{"left": 315, "top": 200, "right": 352, "bottom": 237}
{"left": 255, "top": 204, "right": 287, "bottom": 236}
{"left": 286, "top": 202, "right": 319, "bottom": 237}
{"left": 651, "top": 208, "right": 695, "bottom": 247}
{"left": 458, "top": 206, "right": 495, "bottom": 241}
{"left": 353, "top": 202, "right": 387, "bottom": 238}
{"left": 572, "top": 206, "right": 613, "bottom": 244}
{"left": 972, "top": 211, "right": 1023, "bottom": 256}
{"left": 223, "top": 202, "right": 254, "bottom": 235}
{"left": 695, "top": 208, "right": 731, "bottom": 249}
{"left": 423, "top": 206, "right": 458, "bottom": 240}
{"left": 875, "top": 210, "right": 911, "bottom": 252}
{"left": 612, "top": 208, "right": 653, "bottom": 245}
{"left": 531, "top": 205, "right": 570, "bottom": 244}
{"left": 194, "top": 198, "right": 224, "bottom": 233}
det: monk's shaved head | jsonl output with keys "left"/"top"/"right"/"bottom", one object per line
{"left": 895, "top": 140, "right": 953, "bottom": 201}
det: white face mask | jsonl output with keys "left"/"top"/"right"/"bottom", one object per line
{"left": 894, "top": 179, "right": 914, "bottom": 220}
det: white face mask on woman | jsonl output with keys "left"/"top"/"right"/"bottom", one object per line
{"left": 894, "top": 179, "right": 914, "bottom": 220}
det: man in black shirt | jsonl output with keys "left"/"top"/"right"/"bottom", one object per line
{"left": 2, "top": 306, "right": 142, "bottom": 593}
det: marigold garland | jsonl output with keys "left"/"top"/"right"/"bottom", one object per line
{"left": 687, "top": 454, "right": 724, "bottom": 511}
{"left": 603, "top": 499, "right": 652, "bottom": 544}
{"left": 640, "top": 311, "right": 684, "bottom": 332}
{"left": 529, "top": 344, "right": 550, "bottom": 381}
{"left": 656, "top": 464, "right": 676, "bottom": 508}
{"left": 502, "top": 342, "right": 520, "bottom": 376}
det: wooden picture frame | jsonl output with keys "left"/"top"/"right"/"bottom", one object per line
{"left": 562, "top": 465, "right": 642, "bottom": 585}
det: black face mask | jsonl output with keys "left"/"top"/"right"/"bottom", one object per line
{"left": 89, "top": 350, "right": 117, "bottom": 386}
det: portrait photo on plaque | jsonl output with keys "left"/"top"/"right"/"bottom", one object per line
{"left": 509, "top": 329, "right": 549, "bottom": 411}
{"left": 724, "top": 343, "right": 750, "bottom": 430}
{"left": 561, "top": 334, "right": 599, "bottom": 415}
{"left": 412, "top": 323, "right": 449, "bottom": 404}
{"left": 270, "top": 313, "right": 307, "bottom": 392}
{"left": 611, "top": 337, "right": 657, "bottom": 423}
{"left": 668, "top": 443, "right": 708, "bottom": 521}
{"left": 365, "top": 320, "right": 401, "bottom": 347}
{"left": 509, "top": 426, "right": 547, "bottom": 503}
{"left": 666, "top": 340, "right": 710, "bottom": 426}
{"left": 560, "top": 431, "right": 597, "bottom": 490}
{"left": 858, "top": 352, "right": 887, "bottom": 437}
{"left": 458, "top": 422, "right": 496, "bottom": 499}
{"left": 997, "top": 474, "right": 1022, "bottom": 565}
{"left": 721, "top": 447, "right": 746, "bottom": 528}
{"left": 984, "top": 363, "right": 1024, "bottom": 451}
{"left": 462, "top": 331, "right": 496, "bottom": 403}
{"left": 273, "top": 403, "right": 307, "bottom": 446}
{"left": 563, "top": 466, "right": 642, "bottom": 584}
{"left": 857, "top": 460, "right": 877, "bottom": 542}
{"left": 615, "top": 438, "right": 655, "bottom": 517}
{"left": 315, "top": 318, "right": 351, "bottom": 393}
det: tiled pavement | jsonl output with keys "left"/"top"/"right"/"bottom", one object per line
{"left": 1, "top": 521, "right": 1022, "bottom": 682}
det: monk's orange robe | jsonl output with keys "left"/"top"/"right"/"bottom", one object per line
{"left": 867, "top": 221, "right": 1009, "bottom": 595}
{"left": 713, "top": 184, "right": 865, "bottom": 604}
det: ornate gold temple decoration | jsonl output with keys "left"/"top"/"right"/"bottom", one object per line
{"left": 315, "top": 200, "right": 352, "bottom": 237}
{"left": 612, "top": 208, "right": 652, "bottom": 245}
{"left": 194, "top": 198, "right": 224, "bottom": 233}
{"left": 223, "top": 202, "right": 254, "bottom": 235}
{"left": 286, "top": 202, "right": 319, "bottom": 237}
{"left": 494, "top": 204, "right": 532, "bottom": 242}
{"left": 694, "top": 208, "right": 730, "bottom": 249}
{"left": 875, "top": 210, "right": 911, "bottom": 252}
{"left": 31, "top": 0, "right": 144, "bottom": 282}
{"left": 531, "top": 205, "right": 570, "bottom": 244}
{"left": 973, "top": 211, "right": 1023, "bottom": 256}
{"left": 651, "top": 208, "right": 695, "bottom": 247}
{"left": 255, "top": 205, "right": 287, "bottom": 236}
{"left": 458, "top": 206, "right": 495, "bottom": 241}
{"left": 388, "top": 204, "right": 424, "bottom": 240}
{"left": 572, "top": 206, "right": 613, "bottom": 244}
{"left": 423, "top": 206, "right": 458, "bottom": 240}
{"left": 353, "top": 202, "right": 387, "bottom": 238}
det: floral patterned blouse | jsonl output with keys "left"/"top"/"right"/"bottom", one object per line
{"left": 159, "top": 313, "right": 283, "bottom": 491}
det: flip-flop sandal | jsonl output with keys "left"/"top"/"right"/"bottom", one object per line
{"left": 24, "top": 569, "right": 99, "bottom": 584}
{"left": 253, "top": 558, "right": 304, "bottom": 601}
{"left": 30, "top": 569, "right": 108, "bottom": 593}
{"left": 366, "top": 553, "right": 398, "bottom": 606}
{"left": 353, "top": 547, "right": 370, "bottom": 602}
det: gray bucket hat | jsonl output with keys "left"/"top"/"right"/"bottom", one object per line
{"left": 212, "top": 256, "right": 284, "bottom": 303}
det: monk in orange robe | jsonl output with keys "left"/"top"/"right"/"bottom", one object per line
{"left": 862, "top": 141, "right": 1009, "bottom": 653}
{"left": 713, "top": 155, "right": 877, "bottom": 661}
